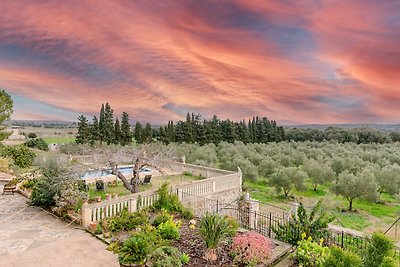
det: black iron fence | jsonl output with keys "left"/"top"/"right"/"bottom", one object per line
{"left": 178, "top": 191, "right": 399, "bottom": 255}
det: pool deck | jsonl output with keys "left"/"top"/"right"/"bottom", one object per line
{"left": 0, "top": 181, "right": 118, "bottom": 267}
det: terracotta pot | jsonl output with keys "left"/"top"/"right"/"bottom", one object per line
{"left": 89, "top": 222, "right": 98, "bottom": 232}
{"left": 95, "top": 196, "right": 102, "bottom": 202}
{"left": 67, "top": 209, "right": 74, "bottom": 215}
{"left": 103, "top": 231, "right": 111, "bottom": 238}
{"left": 105, "top": 194, "right": 112, "bottom": 200}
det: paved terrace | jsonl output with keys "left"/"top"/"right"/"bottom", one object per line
{"left": 0, "top": 181, "right": 118, "bottom": 267}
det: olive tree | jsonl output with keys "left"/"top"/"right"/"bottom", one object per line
{"left": 303, "top": 159, "right": 335, "bottom": 191}
{"left": 269, "top": 167, "right": 307, "bottom": 197}
{"left": 376, "top": 164, "right": 400, "bottom": 195}
{"left": 331, "top": 169, "right": 378, "bottom": 211}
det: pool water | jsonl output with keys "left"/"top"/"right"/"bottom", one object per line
{"left": 81, "top": 167, "right": 151, "bottom": 179}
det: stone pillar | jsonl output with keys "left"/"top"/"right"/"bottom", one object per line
{"left": 239, "top": 196, "right": 259, "bottom": 230}
{"left": 81, "top": 202, "right": 92, "bottom": 228}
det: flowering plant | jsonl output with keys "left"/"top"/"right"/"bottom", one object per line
{"left": 231, "top": 232, "right": 272, "bottom": 266}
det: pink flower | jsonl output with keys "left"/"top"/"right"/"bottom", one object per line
{"left": 231, "top": 232, "right": 272, "bottom": 265}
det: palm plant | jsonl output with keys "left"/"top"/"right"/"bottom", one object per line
{"left": 199, "top": 213, "right": 234, "bottom": 261}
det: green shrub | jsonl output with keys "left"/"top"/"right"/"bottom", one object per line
{"left": 180, "top": 253, "right": 190, "bottom": 265}
{"left": 157, "top": 219, "right": 181, "bottom": 240}
{"left": 153, "top": 183, "right": 183, "bottom": 212}
{"left": 118, "top": 232, "right": 155, "bottom": 265}
{"left": 180, "top": 207, "right": 194, "bottom": 220}
{"left": 108, "top": 209, "right": 148, "bottom": 232}
{"left": 146, "top": 246, "right": 183, "bottom": 267}
{"left": 363, "top": 232, "right": 396, "bottom": 267}
{"left": 21, "top": 179, "right": 36, "bottom": 189}
{"left": 28, "top": 133, "right": 37, "bottom": 138}
{"left": 107, "top": 242, "right": 120, "bottom": 254}
{"left": 152, "top": 209, "right": 174, "bottom": 227}
{"left": 94, "top": 224, "right": 103, "bottom": 235}
{"left": 4, "top": 146, "right": 36, "bottom": 168}
{"left": 153, "top": 183, "right": 194, "bottom": 219}
{"left": 292, "top": 237, "right": 329, "bottom": 267}
{"left": 30, "top": 176, "right": 59, "bottom": 207}
{"left": 323, "top": 246, "right": 362, "bottom": 267}
{"left": 272, "top": 200, "right": 334, "bottom": 245}
{"left": 24, "top": 138, "right": 49, "bottom": 151}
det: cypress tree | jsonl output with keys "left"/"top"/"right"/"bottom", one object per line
{"left": 114, "top": 118, "right": 121, "bottom": 145}
{"left": 134, "top": 122, "right": 143, "bottom": 144}
{"left": 103, "top": 103, "right": 114, "bottom": 144}
{"left": 89, "top": 116, "right": 100, "bottom": 145}
{"left": 99, "top": 104, "right": 105, "bottom": 143}
{"left": 76, "top": 115, "right": 90, "bottom": 144}
{"left": 143, "top": 123, "right": 152, "bottom": 143}
{"left": 120, "top": 112, "right": 131, "bottom": 146}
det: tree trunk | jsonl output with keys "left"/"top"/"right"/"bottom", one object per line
{"left": 348, "top": 199, "right": 353, "bottom": 212}
{"left": 131, "top": 159, "right": 141, "bottom": 193}
{"left": 313, "top": 184, "right": 317, "bottom": 191}
{"left": 110, "top": 164, "right": 134, "bottom": 193}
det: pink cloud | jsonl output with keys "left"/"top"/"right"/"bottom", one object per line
{"left": 0, "top": 0, "right": 399, "bottom": 124}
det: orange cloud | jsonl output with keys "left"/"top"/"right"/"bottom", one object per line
{"left": 0, "top": 0, "right": 399, "bottom": 124}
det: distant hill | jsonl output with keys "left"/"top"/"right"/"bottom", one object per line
{"left": 10, "top": 120, "right": 77, "bottom": 128}
{"left": 286, "top": 124, "right": 400, "bottom": 132}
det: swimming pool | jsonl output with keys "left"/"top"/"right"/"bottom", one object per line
{"left": 81, "top": 166, "right": 151, "bottom": 179}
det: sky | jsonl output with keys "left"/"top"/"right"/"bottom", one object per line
{"left": 0, "top": 0, "right": 399, "bottom": 124}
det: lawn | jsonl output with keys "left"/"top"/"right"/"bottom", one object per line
{"left": 88, "top": 173, "right": 204, "bottom": 200}
{"left": 244, "top": 178, "right": 400, "bottom": 237}
{"left": 44, "top": 137, "right": 76, "bottom": 144}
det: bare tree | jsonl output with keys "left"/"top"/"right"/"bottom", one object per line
{"left": 68, "top": 143, "right": 178, "bottom": 193}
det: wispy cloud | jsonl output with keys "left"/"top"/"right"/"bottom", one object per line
{"left": 0, "top": 0, "right": 399, "bottom": 124}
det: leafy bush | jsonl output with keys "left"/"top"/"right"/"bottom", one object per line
{"left": 146, "top": 246, "right": 184, "bottom": 267}
{"left": 30, "top": 176, "right": 60, "bottom": 207}
{"left": 323, "top": 246, "right": 362, "bottom": 267}
{"left": 292, "top": 236, "right": 329, "bottom": 267}
{"left": 20, "top": 179, "right": 36, "bottom": 189}
{"left": 53, "top": 180, "right": 88, "bottom": 212}
{"left": 118, "top": 232, "right": 155, "bottom": 265}
{"left": 153, "top": 183, "right": 194, "bottom": 219}
{"left": 272, "top": 200, "right": 334, "bottom": 245}
{"left": 231, "top": 232, "right": 272, "bottom": 266}
{"left": 108, "top": 209, "right": 148, "bottom": 232}
{"left": 157, "top": 219, "right": 181, "bottom": 240}
{"left": 363, "top": 232, "right": 396, "bottom": 267}
{"left": 24, "top": 138, "right": 49, "bottom": 151}
{"left": 2, "top": 145, "right": 36, "bottom": 168}
{"left": 28, "top": 133, "right": 37, "bottom": 138}
{"left": 153, "top": 183, "right": 182, "bottom": 212}
{"left": 152, "top": 209, "right": 173, "bottom": 227}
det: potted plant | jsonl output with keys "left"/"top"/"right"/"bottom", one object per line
{"left": 106, "top": 194, "right": 112, "bottom": 200}
{"left": 90, "top": 221, "right": 98, "bottom": 232}
{"left": 102, "top": 213, "right": 111, "bottom": 238}
{"left": 95, "top": 196, "right": 102, "bottom": 202}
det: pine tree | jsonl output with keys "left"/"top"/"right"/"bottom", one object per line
{"left": 114, "top": 118, "right": 121, "bottom": 145}
{"left": 134, "top": 122, "right": 143, "bottom": 144}
{"left": 99, "top": 104, "right": 105, "bottom": 144}
{"left": 89, "top": 116, "right": 100, "bottom": 145}
{"left": 120, "top": 112, "right": 131, "bottom": 146}
{"left": 76, "top": 115, "right": 90, "bottom": 144}
{"left": 103, "top": 103, "right": 114, "bottom": 144}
